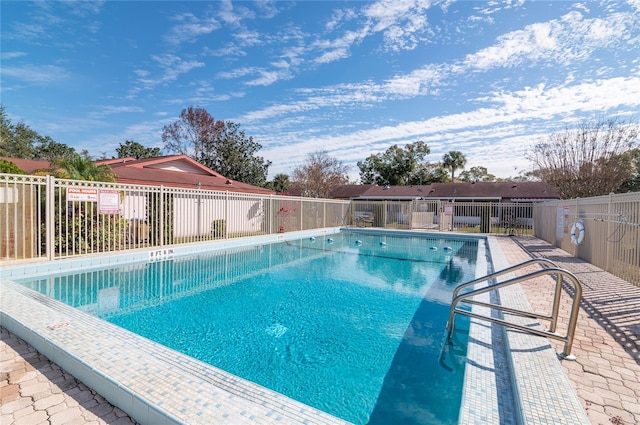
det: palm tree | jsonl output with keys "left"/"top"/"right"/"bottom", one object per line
{"left": 442, "top": 150, "right": 467, "bottom": 182}
{"left": 271, "top": 173, "right": 291, "bottom": 193}
{"left": 53, "top": 154, "right": 116, "bottom": 182}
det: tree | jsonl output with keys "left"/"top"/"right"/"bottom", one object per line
{"left": 37, "top": 136, "right": 77, "bottom": 162}
{"left": 1, "top": 107, "right": 39, "bottom": 159}
{"left": 200, "top": 121, "right": 271, "bottom": 187}
{"left": 527, "top": 118, "right": 639, "bottom": 199}
{"left": 617, "top": 148, "right": 640, "bottom": 193}
{"left": 162, "top": 106, "right": 225, "bottom": 159}
{"left": 1, "top": 106, "right": 77, "bottom": 161}
{"left": 459, "top": 166, "right": 496, "bottom": 182}
{"left": 116, "top": 140, "right": 161, "bottom": 159}
{"left": 357, "top": 141, "right": 432, "bottom": 185}
{"left": 0, "top": 159, "right": 26, "bottom": 174}
{"left": 53, "top": 154, "right": 117, "bottom": 182}
{"left": 162, "top": 107, "right": 270, "bottom": 186}
{"left": 409, "top": 162, "right": 448, "bottom": 185}
{"left": 442, "top": 150, "right": 467, "bottom": 182}
{"left": 291, "top": 151, "right": 349, "bottom": 198}
{"left": 268, "top": 173, "right": 291, "bottom": 193}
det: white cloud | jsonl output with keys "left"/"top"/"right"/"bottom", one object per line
{"left": 232, "top": 29, "right": 263, "bottom": 47}
{"left": 136, "top": 54, "right": 204, "bottom": 89}
{"left": 1, "top": 52, "right": 27, "bottom": 60}
{"left": 88, "top": 106, "right": 145, "bottom": 118}
{"left": 1, "top": 65, "right": 69, "bottom": 84}
{"left": 218, "top": 67, "right": 258, "bottom": 79}
{"left": 218, "top": 0, "right": 255, "bottom": 26}
{"left": 165, "top": 13, "right": 220, "bottom": 45}
{"left": 487, "top": 76, "right": 640, "bottom": 118}
{"left": 261, "top": 76, "right": 640, "bottom": 178}
{"left": 312, "top": 27, "right": 370, "bottom": 64}
{"left": 465, "top": 10, "right": 638, "bottom": 71}
{"left": 246, "top": 69, "right": 291, "bottom": 86}
{"left": 324, "top": 8, "right": 357, "bottom": 32}
{"left": 363, "top": 0, "right": 433, "bottom": 51}
{"left": 203, "top": 46, "right": 247, "bottom": 58}
{"left": 254, "top": 0, "right": 280, "bottom": 19}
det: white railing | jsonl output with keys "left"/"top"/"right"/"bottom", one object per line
{"left": 2, "top": 172, "right": 637, "bottom": 288}
{"left": 0, "top": 173, "right": 351, "bottom": 261}
{"left": 439, "top": 201, "right": 534, "bottom": 235}
{"left": 533, "top": 192, "right": 640, "bottom": 287}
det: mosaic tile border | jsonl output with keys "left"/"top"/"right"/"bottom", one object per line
{"left": 456, "top": 237, "right": 589, "bottom": 424}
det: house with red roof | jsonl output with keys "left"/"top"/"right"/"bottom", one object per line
{"left": 2, "top": 155, "right": 274, "bottom": 240}
{"left": 96, "top": 155, "right": 274, "bottom": 195}
{"left": 330, "top": 181, "right": 560, "bottom": 202}
{"left": 330, "top": 182, "right": 560, "bottom": 230}
{"left": 2, "top": 155, "right": 274, "bottom": 195}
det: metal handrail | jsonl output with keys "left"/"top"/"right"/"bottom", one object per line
{"left": 445, "top": 260, "right": 582, "bottom": 360}
{"left": 451, "top": 258, "right": 565, "bottom": 332}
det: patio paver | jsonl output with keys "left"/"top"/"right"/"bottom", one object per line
{"left": 497, "top": 236, "right": 640, "bottom": 425}
{"left": 1, "top": 327, "right": 138, "bottom": 425}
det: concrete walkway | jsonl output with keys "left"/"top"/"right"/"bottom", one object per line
{"left": 1, "top": 236, "right": 639, "bottom": 425}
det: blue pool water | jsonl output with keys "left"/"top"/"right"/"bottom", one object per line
{"left": 17, "top": 231, "right": 481, "bottom": 424}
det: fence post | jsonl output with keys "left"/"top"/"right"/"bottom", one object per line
{"left": 383, "top": 200, "right": 387, "bottom": 228}
{"left": 225, "top": 191, "right": 229, "bottom": 239}
{"left": 323, "top": 201, "right": 326, "bottom": 229}
{"left": 606, "top": 193, "right": 612, "bottom": 271}
{"left": 300, "top": 197, "right": 304, "bottom": 231}
{"left": 46, "top": 175, "right": 55, "bottom": 260}
{"left": 574, "top": 197, "right": 579, "bottom": 257}
{"left": 269, "top": 195, "right": 273, "bottom": 234}
{"left": 409, "top": 200, "right": 414, "bottom": 230}
{"left": 159, "top": 185, "right": 164, "bottom": 247}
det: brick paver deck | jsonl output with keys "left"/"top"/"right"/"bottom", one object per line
{"left": 1, "top": 327, "right": 137, "bottom": 425}
{"left": 497, "top": 236, "right": 640, "bottom": 425}
{"left": 1, "top": 235, "right": 638, "bottom": 424}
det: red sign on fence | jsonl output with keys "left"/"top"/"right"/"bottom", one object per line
{"left": 67, "top": 187, "right": 98, "bottom": 202}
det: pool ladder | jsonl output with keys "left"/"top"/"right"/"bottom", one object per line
{"left": 445, "top": 258, "right": 582, "bottom": 360}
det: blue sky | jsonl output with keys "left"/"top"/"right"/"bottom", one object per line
{"left": 2, "top": 0, "right": 639, "bottom": 181}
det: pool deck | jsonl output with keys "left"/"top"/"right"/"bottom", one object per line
{"left": 2, "top": 235, "right": 639, "bottom": 425}
{"left": 498, "top": 236, "right": 640, "bottom": 425}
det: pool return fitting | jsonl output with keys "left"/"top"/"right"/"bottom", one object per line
{"left": 445, "top": 258, "right": 583, "bottom": 360}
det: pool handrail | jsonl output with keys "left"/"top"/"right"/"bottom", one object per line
{"left": 446, "top": 258, "right": 582, "bottom": 360}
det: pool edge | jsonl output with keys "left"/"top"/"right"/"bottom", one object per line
{"left": 456, "top": 236, "right": 589, "bottom": 424}
{"left": 1, "top": 230, "right": 590, "bottom": 424}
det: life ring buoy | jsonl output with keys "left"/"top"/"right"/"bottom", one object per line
{"left": 570, "top": 221, "right": 585, "bottom": 245}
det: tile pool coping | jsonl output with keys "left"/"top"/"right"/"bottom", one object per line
{"left": 0, "top": 228, "right": 589, "bottom": 424}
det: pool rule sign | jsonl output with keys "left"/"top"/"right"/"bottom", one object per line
{"left": 67, "top": 187, "right": 120, "bottom": 214}
{"left": 98, "top": 189, "right": 120, "bottom": 214}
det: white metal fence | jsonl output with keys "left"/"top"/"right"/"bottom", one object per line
{"left": 533, "top": 192, "right": 640, "bottom": 287}
{"left": 0, "top": 174, "right": 350, "bottom": 261}
{"left": 2, "top": 172, "right": 638, "bottom": 287}
{"left": 350, "top": 199, "right": 533, "bottom": 234}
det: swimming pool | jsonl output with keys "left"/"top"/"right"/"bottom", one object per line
{"left": 13, "top": 230, "right": 482, "bottom": 425}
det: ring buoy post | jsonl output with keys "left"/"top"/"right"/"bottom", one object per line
{"left": 570, "top": 221, "right": 585, "bottom": 245}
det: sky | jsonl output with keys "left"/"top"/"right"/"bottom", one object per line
{"left": 2, "top": 0, "right": 639, "bottom": 182}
